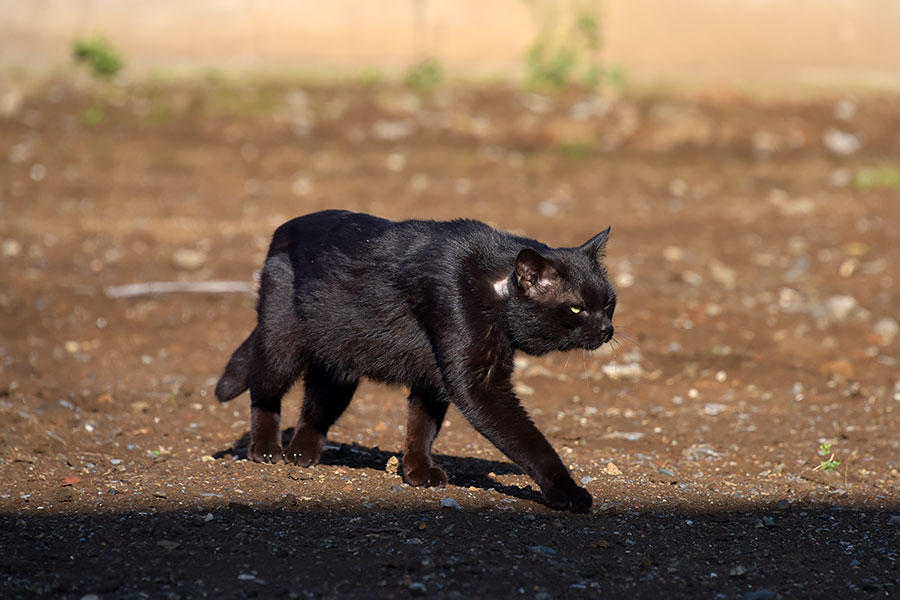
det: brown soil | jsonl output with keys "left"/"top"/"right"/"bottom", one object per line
{"left": 1, "top": 81, "right": 899, "bottom": 599}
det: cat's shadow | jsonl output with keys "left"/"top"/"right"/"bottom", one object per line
{"left": 214, "top": 429, "right": 545, "bottom": 506}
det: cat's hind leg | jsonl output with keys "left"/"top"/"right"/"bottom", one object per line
{"left": 248, "top": 253, "right": 303, "bottom": 463}
{"left": 402, "top": 388, "right": 449, "bottom": 487}
{"left": 284, "top": 366, "right": 358, "bottom": 466}
{"left": 248, "top": 359, "right": 297, "bottom": 464}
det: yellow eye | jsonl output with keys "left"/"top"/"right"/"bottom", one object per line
{"left": 569, "top": 305, "right": 583, "bottom": 314}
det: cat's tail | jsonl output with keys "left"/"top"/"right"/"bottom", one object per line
{"left": 215, "top": 328, "right": 255, "bottom": 402}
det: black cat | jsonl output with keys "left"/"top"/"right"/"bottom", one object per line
{"left": 215, "top": 210, "right": 616, "bottom": 512}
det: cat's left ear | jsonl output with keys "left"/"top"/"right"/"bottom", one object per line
{"left": 515, "top": 248, "right": 560, "bottom": 296}
{"left": 580, "top": 226, "right": 610, "bottom": 262}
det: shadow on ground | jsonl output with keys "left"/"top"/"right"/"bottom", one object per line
{"left": 2, "top": 503, "right": 897, "bottom": 599}
{"left": 215, "top": 430, "right": 545, "bottom": 506}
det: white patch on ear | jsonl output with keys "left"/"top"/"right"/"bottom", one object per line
{"left": 493, "top": 278, "right": 510, "bottom": 298}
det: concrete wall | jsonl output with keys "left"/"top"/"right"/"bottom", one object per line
{"left": 2, "top": 0, "right": 899, "bottom": 91}
{"left": 604, "top": 0, "right": 900, "bottom": 91}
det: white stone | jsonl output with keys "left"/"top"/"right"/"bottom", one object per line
{"left": 823, "top": 128, "right": 861, "bottom": 156}
{"left": 873, "top": 317, "right": 899, "bottom": 346}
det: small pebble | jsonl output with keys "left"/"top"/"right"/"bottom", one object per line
{"left": 833, "top": 99, "right": 856, "bottom": 121}
{"left": 702, "top": 403, "right": 727, "bottom": 416}
{"left": 823, "top": 128, "right": 861, "bottom": 156}
{"left": 755, "top": 516, "right": 776, "bottom": 528}
{"left": 2, "top": 239, "right": 22, "bottom": 258}
{"left": 30, "top": 163, "right": 47, "bottom": 182}
{"left": 603, "top": 462, "right": 622, "bottom": 476}
{"left": 528, "top": 545, "right": 557, "bottom": 556}
{"left": 385, "top": 152, "right": 406, "bottom": 172}
{"left": 408, "top": 582, "right": 427, "bottom": 596}
{"left": 440, "top": 497, "right": 461, "bottom": 510}
{"left": 873, "top": 317, "right": 899, "bottom": 346}
{"left": 172, "top": 248, "right": 206, "bottom": 270}
{"left": 682, "top": 444, "right": 720, "bottom": 461}
{"left": 729, "top": 565, "right": 748, "bottom": 578}
{"left": 291, "top": 175, "right": 313, "bottom": 197}
{"left": 385, "top": 455, "right": 400, "bottom": 476}
{"left": 821, "top": 295, "right": 858, "bottom": 322}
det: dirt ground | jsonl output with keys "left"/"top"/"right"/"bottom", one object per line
{"left": 1, "top": 80, "right": 899, "bottom": 599}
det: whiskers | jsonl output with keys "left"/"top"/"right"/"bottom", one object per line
{"left": 579, "top": 348, "right": 591, "bottom": 396}
{"left": 610, "top": 328, "right": 639, "bottom": 354}
{"left": 570, "top": 328, "right": 639, "bottom": 396}
{"left": 609, "top": 336, "right": 623, "bottom": 360}
{"left": 606, "top": 328, "right": 638, "bottom": 378}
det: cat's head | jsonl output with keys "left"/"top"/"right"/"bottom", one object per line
{"left": 502, "top": 229, "right": 616, "bottom": 356}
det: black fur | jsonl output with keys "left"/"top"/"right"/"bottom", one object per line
{"left": 216, "top": 210, "right": 615, "bottom": 512}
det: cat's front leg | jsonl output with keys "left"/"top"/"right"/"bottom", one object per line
{"left": 454, "top": 389, "right": 591, "bottom": 513}
{"left": 402, "top": 388, "right": 449, "bottom": 487}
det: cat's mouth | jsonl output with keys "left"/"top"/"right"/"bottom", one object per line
{"left": 583, "top": 329, "right": 615, "bottom": 350}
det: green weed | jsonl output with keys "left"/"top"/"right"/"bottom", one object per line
{"left": 79, "top": 105, "right": 105, "bottom": 125}
{"left": 602, "top": 64, "right": 627, "bottom": 89}
{"left": 558, "top": 139, "right": 595, "bottom": 159}
{"left": 525, "top": 39, "right": 578, "bottom": 90}
{"left": 524, "top": 1, "right": 606, "bottom": 90}
{"left": 852, "top": 166, "right": 900, "bottom": 191}
{"left": 405, "top": 59, "right": 443, "bottom": 92}
{"left": 358, "top": 67, "right": 385, "bottom": 86}
{"left": 72, "top": 35, "right": 125, "bottom": 78}
{"left": 204, "top": 86, "right": 285, "bottom": 118}
{"left": 815, "top": 443, "right": 841, "bottom": 472}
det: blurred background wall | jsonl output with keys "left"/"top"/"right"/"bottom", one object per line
{"left": 2, "top": 0, "right": 900, "bottom": 91}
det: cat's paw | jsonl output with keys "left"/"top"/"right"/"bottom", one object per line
{"left": 283, "top": 434, "right": 324, "bottom": 467}
{"left": 542, "top": 484, "right": 592, "bottom": 513}
{"left": 404, "top": 466, "right": 449, "bottom": 488}
{"left": 284, "top": 440, "right": 324, "bottom": 467}
{"left": 283, "top": 448, "right": 321, "bottom": 467}
{"left": 248, "top": 441, "right": 283, "bottom": 464}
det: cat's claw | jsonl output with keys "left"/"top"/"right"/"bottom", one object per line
{"left": 404, "top": 466, "right": 449, "bottom": 488}
{"left": 248, "top": 441, "right": 283, "bottom": 464}
{"left": 283, "top": 449, "right": 320, "bottom": 467}
{"left": 543, "top": 484, "right": 592, "bottom": 513}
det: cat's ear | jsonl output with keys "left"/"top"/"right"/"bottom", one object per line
{"left": 515, "top": 248, "right": 560, "bottom": 295}
{"left": 580, "top": 227, "right": 611, "bottom": 262}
